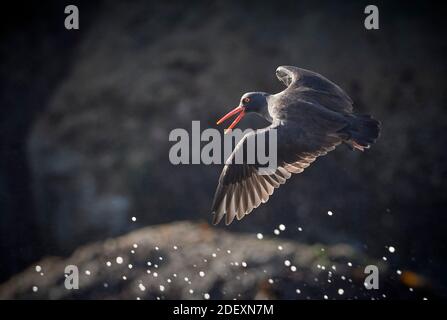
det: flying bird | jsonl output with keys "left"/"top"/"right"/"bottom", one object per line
{"left": 211, "top": 66, "right": 380, "bottom": 225}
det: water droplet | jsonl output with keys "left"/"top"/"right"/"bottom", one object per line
{"left": 278, "top": 245, "right": 283, "bottom": 251}
{"left": 32, "top": 286, "right": 38, "bottom": 292}
{"left": 279, "top": 224, "right": 286, "bottom": 231}
{"left": 327, "top": 211, "right": 333, "bottom": 216}
{"left": 388, "top": 246, "right": 395, "bottom": 253}
{"left": 138, "top": 283, "right": 146, "bottom": 291}
{"left": 241, "top": 262, "right": 247, "bottom": 268}
{"left": 133, "top": 243, "right": 138, "bottom": 249}
{"left": 296, "top": 289, "right": 301, "bottom": 294}
{"left": 35, "top": 265, "right": 42, "bottom": 272}
{"left": 199, "top": 271, "right": 205, "bottom": 277}
{"left": 128, "top": 264, "right": 133, "bottom": 269}
{"left": 274, "top": 229, "right": 280, "bottom": 235}
{"left": 85, "top": 270, "right": 91, "bottom": 275}
{"left": 256, "top": 233, "right": 263, "bottom": 240}
{"left": 116, "top": 257, "right": 123, "bottom": 264}
{"left": 298, "top": 227, "right": 303, "bottom": 232}
{"left": 160, "top": 285, "right": 165, "bottom": 292}
{"left": 290, "top": 266, "right": 297, "bottom": 272}
{"left": 284, "top": 260, "right": 291, "bottom": 266}
{"left": 204, "top": 293, "right": 210, "bottom": 300}
{"left": 338, "top": 288, "right": 344, "bottom": 295}
{"left": 131, "top": 216, "right": 137, "bottom": 222}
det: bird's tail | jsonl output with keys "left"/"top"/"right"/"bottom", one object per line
{"left": 341, "top": 114, "right": 381, "bottom": 151}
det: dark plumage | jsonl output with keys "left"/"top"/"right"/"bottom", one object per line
{"left": 212, "top": 66, "right": 380, "bottom": 225}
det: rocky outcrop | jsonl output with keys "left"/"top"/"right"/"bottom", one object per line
{"left": 0, "top": 222, "right": 432, "bottom": 300}
{"left": 26, "top": 2, "right": 447, "bottom": 262}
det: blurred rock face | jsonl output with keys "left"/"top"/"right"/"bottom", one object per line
{"left": 0, "top": 222, "right": 426, "bottom": 300}
{"left": 27, "top": 0, "right": 446, "bottom": 274}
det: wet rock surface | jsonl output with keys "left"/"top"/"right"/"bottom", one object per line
{"left": 0, "top": 222, "right": 433, "bottom": 300}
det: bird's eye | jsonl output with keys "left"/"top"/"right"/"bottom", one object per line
{"left": 243, "top": 97, "right": 250, "bottom": 104}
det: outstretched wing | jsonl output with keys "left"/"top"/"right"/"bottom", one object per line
{"left": 211, "top": 122, "right": 342, "bottom": 225}
{"left": 275, "top": 66, "right": 354, "bottom": 114}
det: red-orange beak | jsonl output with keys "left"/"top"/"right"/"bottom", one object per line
{"left": 216, "top": 106, "right": 246, "bottom": 134}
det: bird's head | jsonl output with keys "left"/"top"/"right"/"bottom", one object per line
{"left": 216, "top": 92, "right": 268, "bottom": 133}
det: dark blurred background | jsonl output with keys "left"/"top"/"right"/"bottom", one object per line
{"left": 0, "top": 0, "right": 446, "bottom": 298}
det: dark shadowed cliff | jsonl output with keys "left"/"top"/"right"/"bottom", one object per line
{"left": 0, "top": 0, "right": 446, "bottom": 297}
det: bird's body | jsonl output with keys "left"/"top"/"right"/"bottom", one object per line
{"left": 212, "top": 66, "right": 380, "bottom": 225}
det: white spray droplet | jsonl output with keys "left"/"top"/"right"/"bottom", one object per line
{"left": 116, "top": 257, "right": 123, "bottom": 264}
{"left": 256, "top": 233, "right": 263, "bottom": 240}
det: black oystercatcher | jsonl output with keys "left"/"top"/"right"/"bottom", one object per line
{"left": 212, "top": 66, "right": 380, "bottom": 225}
